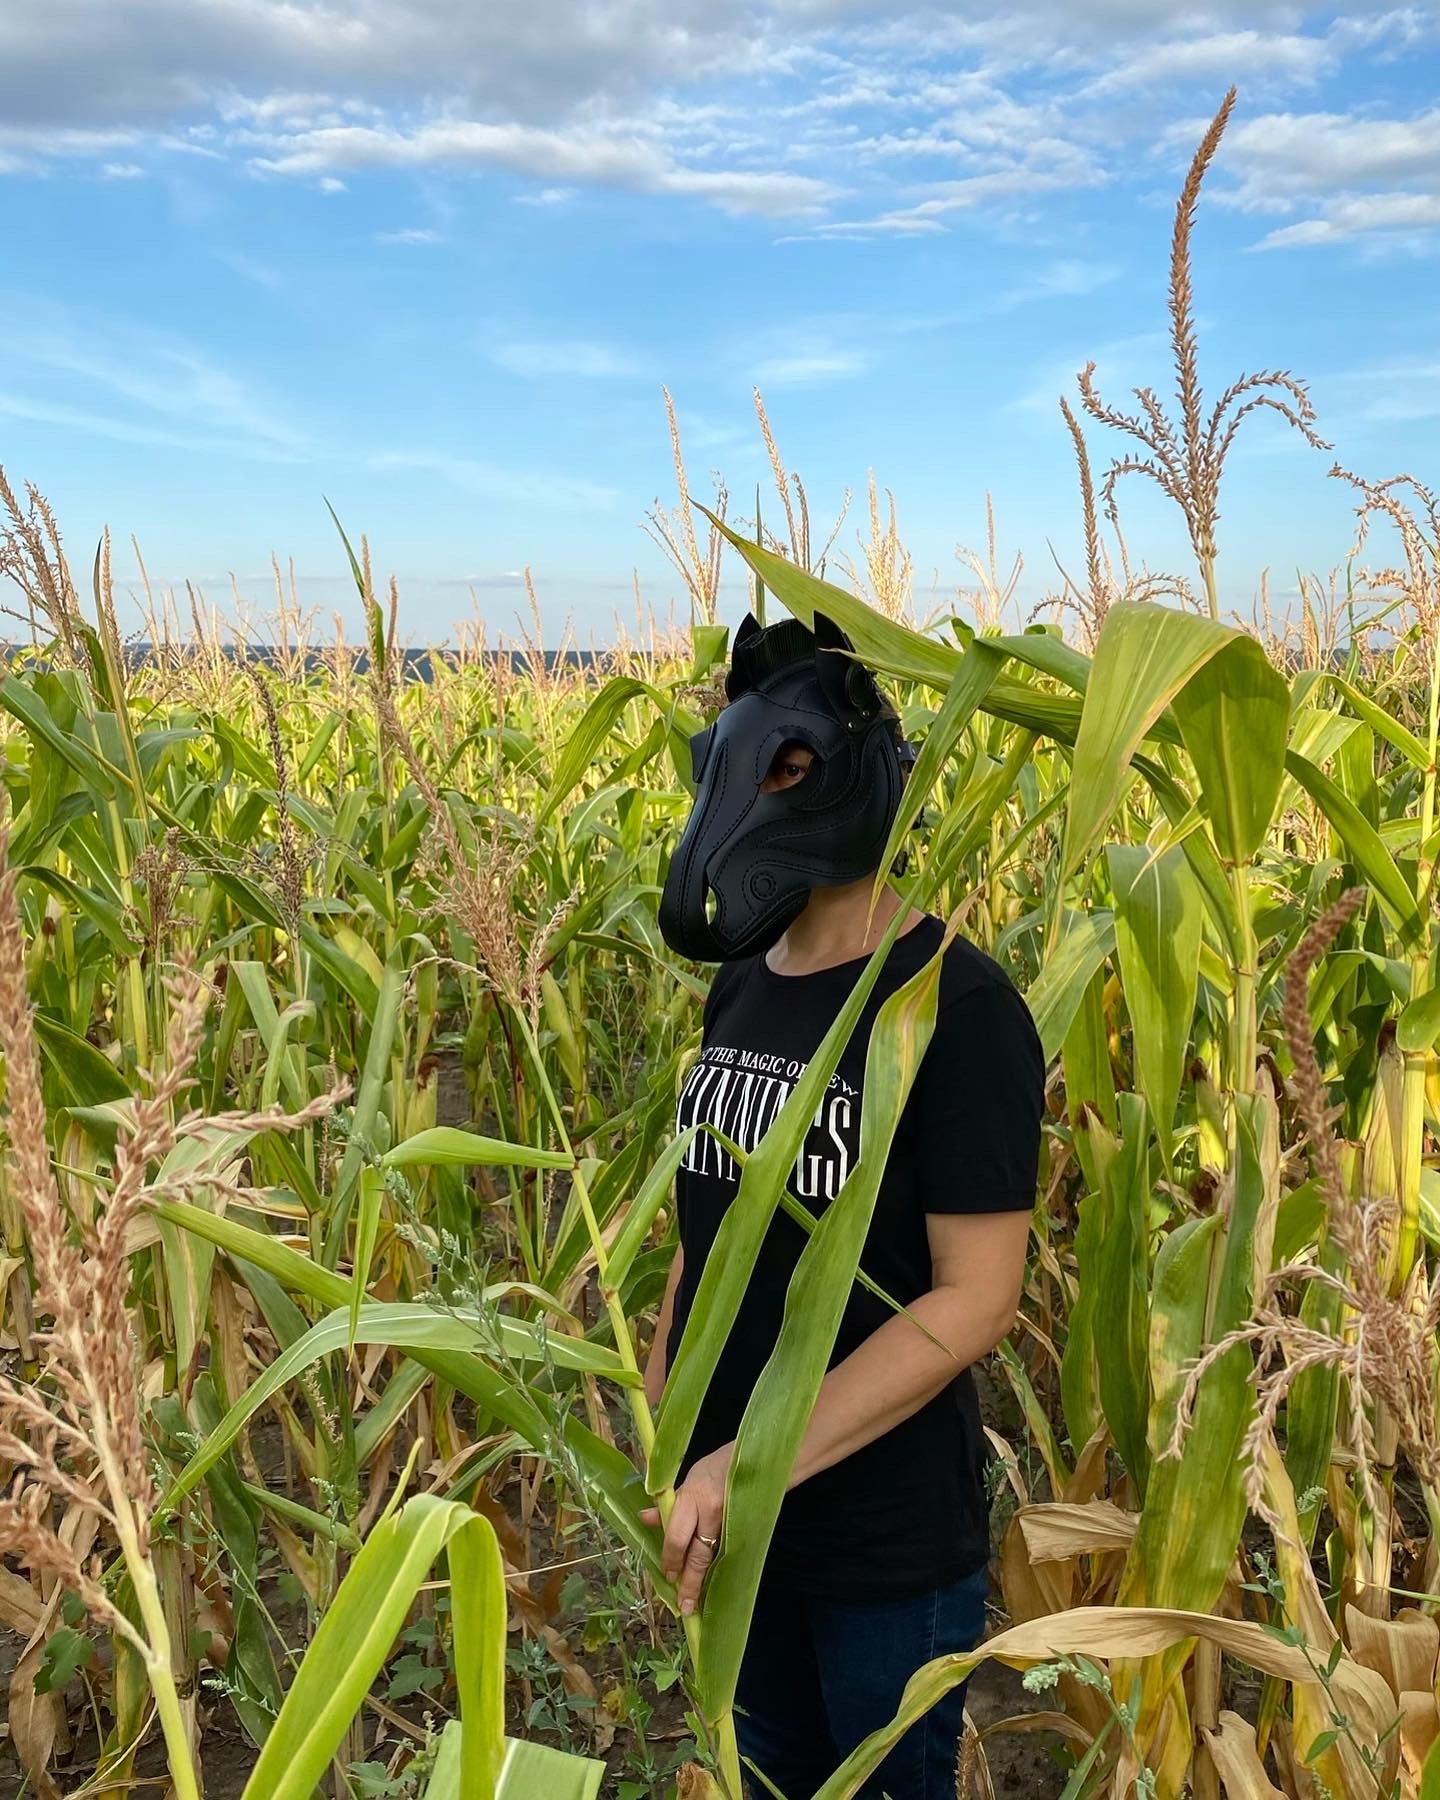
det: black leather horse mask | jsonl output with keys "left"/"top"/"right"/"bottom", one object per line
{"left": 658, "top": 612, "right": 907, "bottom": 963}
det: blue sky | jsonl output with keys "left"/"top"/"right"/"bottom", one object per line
{"left": 2, "top": 2, "right": 1439, "bottom": 642}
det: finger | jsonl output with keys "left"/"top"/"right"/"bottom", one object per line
{"left": 639, "top": 1507, "right": 660, "bottom": 1528}
{"left": 662, "top": 1493, "right": 697, "bottom": 1582}
{"left": 678, "top": 1536, "right": 716, "bottom": 1616}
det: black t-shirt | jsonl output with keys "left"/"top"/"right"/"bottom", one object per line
{"left": 667, "top": 914, "right": 1044, "bottom": 1602}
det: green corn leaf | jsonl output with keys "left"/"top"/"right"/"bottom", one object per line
{"left": 561, "top": 1415, "right": 673, "bottom": 1596}
{"left": 33, "top": 1013, "right": 131, "bottom": 1106}
{"left": 997, "top": 1338, "right": 1071, "bottom": 1497}
{"left": 0, "top": 674, "right": 115, "bottom": 798}
{"left": 697, "top": 945, "right": 943, "bottom": 1720}
{"left": 296, "top": 708, "right": 343, "bottom": 784}
{"left": 605, "top": 1124, "right": 703, "bottom": 1290}
{"left": 18, "top": 865, "right": 142, "bottom": 956}
{"left": 162, "top": 1303, "right": 619, "bottom": 1512}
{"left": 649, "top": 900, "right": 913, "bottom": 1493}
{"left": 1027, "top": 909, "right": 1116, "bottom": 1064}
{"left": 701, "top": 507, "right": 960, "bottom": 690}
{"left": 349, "top": 1165, "right": 385, "bottom": 1348}
{"left": 870, "top": 639, "right": 1004, "bottom": 906}
{"left": 1062, "top": 962, "right": 1115, "bottom": 1160}
{"left": 1398, "top": 981, "right": 1440, "bottom": 1053}
{"left": 381, "top": 1127, "right": 572, "bottom": 1171}
{"left": 325, "top": 498, "right": 387, "bottom": 677}
{"left": 240, "top": 1495, "right": 492, "bottom": 1799}
{"left": 1170, "top": 634, "right": 1289, "bottom": 866}
{"left": 327, "top": 956, "right": 405, "bottom": 1260}
{"left": 448, "top": 1499, "right": 507, "bottom": 1800}
{"left": 1421, "top": 1731, "right": 1440, "bottom": 1799}
{"left": 1133, "top": 752, "right": 1241, "bottom": 966}
{"left": 1285, "top": 747, "right": 1422, "bottom": 945}
{"left": 1060, "top": 1193, "right": 1103, "bottom": 1451}
{"left": 1108, "top": 843, "right": 1202, "bottom": 1166}
{"left": 424, "top": 1723, "right": 606, "bottom": 1800}
{"left": 1061, "top": 602, "right": 1240, "bottom": 884}
{"left": 1087, "top": 1093, "right": 1153, "bottom": 1497}
{"left": 1117, "top": 1094, "right": 1268, "bottom": 1726}
{"left": 1304, "top": 671, "right": 1430, "bottom": 772}
{"left": 538, "top": 677, "right": 656, "bottom": 822}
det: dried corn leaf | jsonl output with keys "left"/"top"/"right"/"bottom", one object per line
{"left": 1017, "top": 1499, "right": 1137, "bottom": 1562}
{"left": 1344, "top": 1602, "right": 1440, "bottom": 1701}
{"left": 1200, "top": 1710, "right": 1285, "bottom": 1799}
{"left": 1399, "top": 1689, "right": 1440, "bottom": 1779}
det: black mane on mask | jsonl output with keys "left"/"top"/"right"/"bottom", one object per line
{"left": 724, "top": 614, "right": 815, "bottom": 701}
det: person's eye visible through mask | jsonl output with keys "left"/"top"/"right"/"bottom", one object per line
{"left": 760, "top": 741, "right": 815, "bottom": 794}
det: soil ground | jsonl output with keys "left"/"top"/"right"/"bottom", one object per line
{"left": 0, "top": 1641, "right": 1064, "bottom": 1799}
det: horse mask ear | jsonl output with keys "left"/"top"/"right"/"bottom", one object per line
{"left": 813, "top": 612, "right": 881, "bottom": 723}
{"left": 723, "top": 612, "right": 764, "bottom": 700}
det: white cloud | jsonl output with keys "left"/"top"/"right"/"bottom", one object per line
{"left": 0, "top": 124, "right": 143, "bottom": 157}
{"left": 490, "top": 339, "right": 643, "bottom": 378}
{"left": 0, "top": 1, "right": 1429, "bottom": 242}
{"left": 369, "top": 448, "right": 620, "bottom": 509}
{"left": 1080, "top": 29, "right": 1335, "bottom": 96}
{"left": 1322, "top": 354, "right": 1440, "bottom": 423}
{"left": 375, "top": 225, "right": 443, "bottom": 243}
{"left": 249, "top": 116, "right": 832, "bottom": 216}
{"left": 1009, "top": 327, "right": 1170, "bottom": 417}
{"left": 1220, "top": 106, "right": 1440, "bottom": 203}
{"left": 215, "top": 248, "right": 286, "bottom": 288}
{"left": 101, "top": 160, "right": 146, "bottom": 178}
{"left": 807, "top": 153, "right": 1103, "bottom": 238}
{"left": 751, "top": 348, "right": 868, "bottom": 386}
{"left": 1256, "top": 191, "right": 1440, "bottom": 248}
{"left": 1, "top": 303, "right": 309, "bottom": 457}
{"left": 0, "top": 390, "right": 267, "bottom": 454}
{"left": 1197, "top": 102, "right": 1440, "bottom": 248}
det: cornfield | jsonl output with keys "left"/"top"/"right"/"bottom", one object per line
{"left": 4, "top": 90, "right": 1440, "bottom": 1800}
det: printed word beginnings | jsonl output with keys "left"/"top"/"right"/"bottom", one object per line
{"left": 676, "top": 1049, "right": 857, "bottom": 1203}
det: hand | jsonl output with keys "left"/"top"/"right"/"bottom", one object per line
{"left": 641, "top": 1442, "right": 733, "bottom": 1617}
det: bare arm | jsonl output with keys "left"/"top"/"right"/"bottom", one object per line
{"left": 645, "top": 1244, "right": 684, "bottom": 1409}
{"left": 649, "top": 1209, "right": 1029, "bottom": 1612}
{"left": 785, "top": 1209, "right": 1029, "bottom": 1485}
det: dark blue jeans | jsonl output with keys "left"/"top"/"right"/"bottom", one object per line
{"left": 733, "top": 1564, "right": 989, "bottom": 1800}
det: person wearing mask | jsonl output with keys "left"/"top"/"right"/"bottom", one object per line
{"left": 644, "top": 611, "right": 1045, "bottom": 1800}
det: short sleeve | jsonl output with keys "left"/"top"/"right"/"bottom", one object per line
{"left": 699, "top": 957, "right": 740, "bottom": 1038}
{"left": 909, "top": 978, "right": 1044, "bottom": 1214}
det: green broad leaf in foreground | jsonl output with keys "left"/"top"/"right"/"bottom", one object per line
{"left": 649, "top": 898, "right": 913, "bottom": 1493}
{"left": 424, "top": 1721, "right": 605, "bottom": 1800}
{"left": 240, "top": 1492, "right": 604, "bottom": 1800}
{"left": 1422, "top": 1728, "right": 1440, "bottom": 1800}
{"left": 698, "top": 945, "right": 943, "bottom": 1721}
{"left": 1085, "top": 1093, "right": 1153, "bottom": 1498}
{"left": 536, "top": 675, "right": 694, "bottom": 823}
{"left": 1061, "top": 602, "right": 1240, "bottom": 884}
{"left": 869, "top": 639, "right": 1004, "bottom": 907}
{"left": 700, "top": 507, "right": 961, "bottom": 691}
{"left": 1398, "top": 981, "right": 1440, "bottom": 1053}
